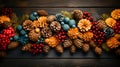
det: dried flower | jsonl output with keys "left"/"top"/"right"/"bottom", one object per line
{"left": 82, "top": 31, "right": 93, "bottom": 42}
{"left": 38, "top": 16, "right": 48, "bottom": 28}
{"left": 111, "top": 9, "right": 120, "bottom": 19}
{"left": 105, "top": 18, "right": 116, "bottom": 27}
{"left": 0, "top": 16, "right": 10, "bottom": 23}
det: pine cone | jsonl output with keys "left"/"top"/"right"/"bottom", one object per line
{"left": 22, "top": 43, "right": 32, "bottom": 51}
{"left": 82, "top": 43, "right": 90, "bottom": 53}
{"left": 37, "top": 10, "right": 48, "bottom": 16}
{"left": 50, "top": 21, "right": 61, "bottom": 32}
{"left": 70, "top": 45, "right": 76, "bottom": 54}
{"left": 28, "top": 29, "right": 41, "bottom": 42}
{"left": 47, "top": 15, "right": 55, "bottom": 23}
{"left": 22, "top": 20, "right": 33, "bottom": 31}
{"left": 63, "top": 39, "right": 72, "bottom": 48}
{"left": 72, "top": 10, "right": 83, "bottom": 20}
{"left": 55, "top": 45, "right": 63, "bottom": 54}
{"left": 73, "top": 39, "right": 84, "bottom": 49}
{"left": 43, "top": 45, "right": 50, "bottom": 53}
{"left": 41, "top": 27, "right": 52, "bottom": 38}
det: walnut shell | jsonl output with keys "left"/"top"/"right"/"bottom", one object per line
{"left": 74, "top": 39, "right": 84, "bottom": 49}
{"left": 63, "top": 39, "right": 72, "bottom": 48}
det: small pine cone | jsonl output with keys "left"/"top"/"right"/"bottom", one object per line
{"left": 50, "top": 21, "right": 61, "bottom": 32}
{"left": 73, "top": 39, "right": 84, "bottom": 49}
{"left": 55, "top": 45, "right": 63, "bottom": 54}
{"left": 0, "top": 51, "right": 6, "bottom": 57}
{"left": 41, "top": 27, "right": 52, "bottom": 38}
{"left": 22, "top": 20, "right": 33, "bottom": 31}
{"left": 70, "top": 45, "right": 76, "bottom": 54}
{"left": 89, "top": 40, "right": 97, "bottom": 48}
{"left": 8, "top": 41, "right": 19, "bottom": 49}
{"left": 97, "top": 20, "right": 107, "bottom": 30}
{"left": 37, "top": 10, "right": 48, "bottom": 16}
{"left": 94, "top": 47, "right": 102, "bottom": 55}
{"left": 82, "top": 43, "right": 90, "bottom": 53}
{"left": 22, "top": 43, "right": 32, "bottom": 51}
{"left": 72, "top": 10, "right": 83, "bottom": 20}
{"left": 43, "top": 45, "right": 50, "bottom": 53}
{"left": 28, "top": 29, "right": 41, "bottom": 42}
{"left": 3, "top": 21, "right": 12, "bottom": 29}
{"left": 63, "top": 39, "right": 72, "bottom": 48}
{"left": 47, "top": 15, "right": 55, "bottom": 23}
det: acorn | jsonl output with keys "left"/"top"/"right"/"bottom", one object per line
{"left": 43, "top": 45, "right": 50, "bottom": 53}
{"left": 74, "top": 39, "right": 84, "bottom": 49}
{"left": 37, "top": 10, "right": 48, "bottom": 16}
{"left": 55, "top": 45, "right": 63, "bottom": 54}
{"left": 82, "top": 43, "right": 90, "bottom": 53}
{"left": 22, "top": 43, "right": 32, "bottom": 51}
{"left": 8, "top": 41, "right": 19, "bottom": 49}
{"left": 94, "top": 46, "right": 102, "bottom": 55}
{"left": 70, "top": 45, "right": 76, "bottom": 54}
{"left": 63, "top": 39, "right": 72, "bottom": 48}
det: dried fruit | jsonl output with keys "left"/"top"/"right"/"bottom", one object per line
{"left": 83, "top": 12, "right": 94, "bottom": 22}
{"left": 70, "top": 45, "right": 76, "bottom": 54}
{"left": 55, "top": 45, "right": 63, "bottom": 54}
{"left": 41, "top": 27, "right": 52, "bottom": 38}
{"left": 82, "top": 43, "right": 90, "bottom": 53}
{"left": 63, "top": 39, "right": 72, "bottom": 48}
{"left": 73, "top": 39, "right": 84, "bottom": 49}
{"left": 8, "top": 41, "right": 19, "bottom": 49}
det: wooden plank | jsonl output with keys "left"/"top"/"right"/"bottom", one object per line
{"left": 1, "top": 0, "right": 120, "bottom": 8}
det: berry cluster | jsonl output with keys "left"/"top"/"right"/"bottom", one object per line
{"left": 0, "top": 8, "right": 13, "bottom": 18}
{"left": 83, "top": 12, "right": 94, "bottom": 22}
{"left": 55, "top": 29, "right": 67, "bottom": 42}
{"left": 90, "top": 22, "right": 105, "bottom": 46}
{"left": 112, "top": 21, "right": 120, "bottom": 34}
{"left": 29, "top": 43, "right": 44, "bottom": 54}
{"left": 0, "top": 27, "right": 15, "bottom": 51}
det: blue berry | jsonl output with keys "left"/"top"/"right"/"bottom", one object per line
{"left": 68, "top": 20, "right": 76, "bottom": 26}
{"left": 32, "top": 12, "right": 38, "bottom": 16}
{"left": 29, "top": 14, "right": 36, "bottom": 21}
{"left": 14, "top": 35, "right": 19, "bottom": 41}
{"left": 64, "top": 17, "right": 70, "bottom": 23}
{"left": 72, "top": 25, "right": 76, "bottom": 28}
{"left": 62, "top": 24, "right": 70, "bottom": 31}
{"left": 20, "top": 30, "right": 26, "bottom": 35}
{"left": 61, "top": 22, "right": 65, "bottom": 25}
{"left": 17, "top": 25, "right": 22, "bottom": 31}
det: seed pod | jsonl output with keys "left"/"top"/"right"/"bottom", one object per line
{"left": 8, "top": 41, "right": 19, "bottom": 49}
{"left": 55, "top": 45, "right": 63, "bottom": 54}
{"left": 70, "top": 45, "right": 76, "bottom": 54}
{"left": 82, "top": 43, "right": 90, "bottom": 53}
{"left": 43, "top": 45, "right": 50, "bottom": 53}
{"left": 74, "top": 39, "right": 84, "bottom": 49}
{"left": 94, "top": 46, "right": 102, "bottom": 55}
{"left": 63, "top": 39, "right": 72, "bottom": 48}
{"left": 22, "top": 43, "right": 32, "bottom": 51}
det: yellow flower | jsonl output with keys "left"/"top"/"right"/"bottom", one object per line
{"left": 111, "top": 9, "right": 120, "bottom": 19}
{"left": 67, "top": 28, "right": 79, "bottom": 39}
{"left": 105, "top": 18, "right": 116, "bottom": 27}
{"left": 0, "top": 16, "right": 10, "bottom": 23}
{"left": 77, "top": 19, "right": 91, "bottom": 32}
{"left": 38, "top": 16, "right": 48, "bottom": 28}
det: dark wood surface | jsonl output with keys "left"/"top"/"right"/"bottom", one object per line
{"left": 0, "top": 0, "right": 120, "bottom": 67}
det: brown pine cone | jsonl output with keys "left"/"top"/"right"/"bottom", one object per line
{"left": 63, "top": 39, "right": 72, "bottom": 48}
{"left": 70, "top": 45, "right": 76, "bottom": 54}
{"left": 8, "top": 41, "right": 19, "bottom": 49}
{"left": 28, "top": 29, "right": 41, "bottom": 42}
{"left": 43, "top": 45, "right": 50, "bottom": 53}
{"left": 50, "top": 21, "right": 61, "bottom": 32}
{"left": 22, "top": 20, "right": 33, "bottom": 31}
{"left": 47, "top": 15, "right": 55, "bottom": 23}
{"left": 97, "top": 20, "right": 107, "bottom": 30}
{"left": 41, "top": 27, "right": 52, "bottom": 38}
{"left": 72, "top": 10, "right": 83, "bottom": 20}
{"left": 37, "top": 10, "right": 48, "bottom": 16}
{"left": 94, "top": 47, "right": 102, "bottom": 55}
{"left": 73, "top": 39, "right": 84, "bottom": 49}
{"left": 55, "top": 45, "right": 63, "bottom": 54}
{"left": 89, "top": 40, "right": 96, "bottom": 48}
{"left": 82, "top": 43, "right": 90, "bottom": 53}
{"left": 22, "top": 43, "right": 32, "bottom": 51}
{"left": 0, "top": 51, "right": 6, "bottom": 57}
{"left": 3, "top": 21, "right": 12, "bottom": 29}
